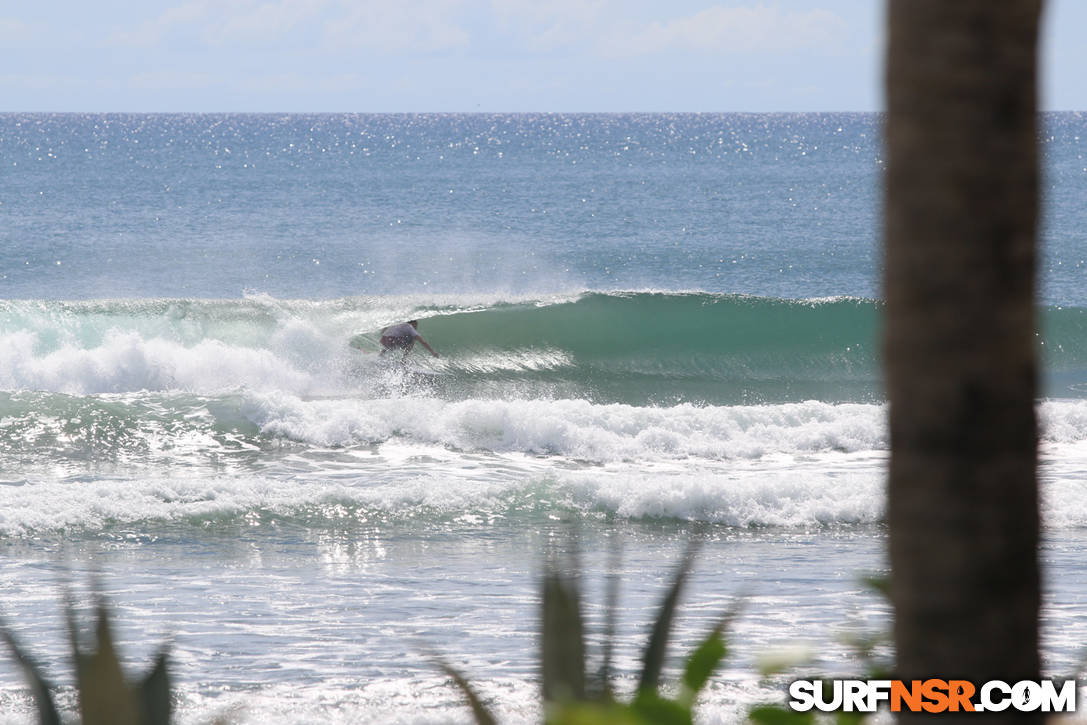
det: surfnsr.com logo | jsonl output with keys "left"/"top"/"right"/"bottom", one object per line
{"left": 788, "top": 679, "right": 1077, "bottom": 713}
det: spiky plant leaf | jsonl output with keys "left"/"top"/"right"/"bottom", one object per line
{"left": 860, "top": 575, "right": 889, "bottom": 599}
{"left": 637, "top": 542, "right": 699, "bottom": 694}
{"left": 589, "top": 539, "right": 622, "bottom": 702}
{"left": 631, "top": 690, "right": 693, "bottom": 725}
{"left": 5, "top": 583, "right": 172, "bottom": 725}
{"left": 0, "top": 624, "right": 62, "bottom": 725}
{"left": 432, "top": 655, "right": 498, "bottom": 725}
{"left": 73, "top": 602, "right": 141, "bottom": 725}
{"left": 139, "top": 649, "right": 172, "bottom": 725}
{"left": 677, "top": 624, "right": 726, "bottom": 708}
{"left": 542, "top": 566, "right": 586, "bottom": 703}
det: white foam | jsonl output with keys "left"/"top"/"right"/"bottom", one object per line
{"left": 238, "top": 395, "right": 1087, "bottom": 467}
{"left": 1040, "top": 399, "right": 1087, "bottom": 443}
{"left": 557, "top": 459, "right": 887, "bottom": 526}
{"left": 8, "top": 392, "right": 1087, "bottom": 536}
{"left": 0, "top": 328, "right": 338, "bottom": 396}
{"left": 245, "top": 394, "right": 889, "bottom": 463}
{"left": 0, "top": 293, "right": 569, "bottom": 396}
{"left": 0, "top": 475, "right": 294, "bottom": 537}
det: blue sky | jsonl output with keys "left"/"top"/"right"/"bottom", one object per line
{"left": 1, "top": 0, "right": 1083, "bottom": 112}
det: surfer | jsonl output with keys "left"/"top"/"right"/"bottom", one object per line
{"left": 379, "top": 320, "right": 439, "bottom": 360}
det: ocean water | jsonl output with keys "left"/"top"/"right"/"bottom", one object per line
{"left": 2, "top": 112, "right": 1087, "bottom": 724}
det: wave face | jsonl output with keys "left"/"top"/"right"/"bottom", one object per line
{"left": 0, "top": 292, "right": 886, "bottom": 405}
{"left": 4, "top": 291, "right": 1086, "bottom": 404}
{"left": 418, "top": 292, "right": 883, "bottom": 404}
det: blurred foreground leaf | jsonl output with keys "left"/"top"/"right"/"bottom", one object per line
{"left": 2, "top": 587, "right": 171, "bottom": 725}
{"left": 542, "top": 564, "right": 587, "bottom": 703}
{"left": 748, "top": 704, "right": 815, "bottom": 725}
{"left": 433, "top": 654, "right": 499, "bottom": 725}
{"left": 637, "top": 543, "right": 698, "bottom": 694}
{"left": 0, "top": 625, "right": 62, "bottom": 725}
{"left": 446, "top": 539, "right": 734, "bottom": 725}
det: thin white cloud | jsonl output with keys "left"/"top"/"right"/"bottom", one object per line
{"left": 129, "top": 71, "right": 222, "bottom": 89}
{"left": 323, "top": 0, "right": 470, "bottom": 53}
{"left": 103, "top": 1, "right": 847, "bottom": 61}
{"left": 107, "top": 0, "right": 469, "bottom": 53}
{"left": 489, "top": 0, "right": 609, "bottom": 51}
{"left": 0, "top": 17, "right": 29, "bottom": 39}
{"left": 242, "top": 72, "right": 370, "bottom": 93}
{"left": 0, "top": 16, "right": 49, "bottom": 49}
{"left": 604, "top": 4, "right": 849, "bottom": 57}
{"left": 108, "top": 0, "right": 326, "bottom": 49}
{"left": 0, "top": 73, "right": 73, "bottom": 90}
{"left": 108, "top": 1, "right": 214, "bottom": 47}
{"left": 204, "top": 0, "right": 329, "bottom": 45}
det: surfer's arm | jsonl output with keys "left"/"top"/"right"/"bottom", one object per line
{"left": 417, "top": 336, "right": 439, "bottom": 357}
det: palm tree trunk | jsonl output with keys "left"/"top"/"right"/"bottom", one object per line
{"left": 884, "top": 2, "right": 1043, "bottom": 722}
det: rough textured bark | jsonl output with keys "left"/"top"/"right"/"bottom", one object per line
{"left": 884, "top": 1, "right": 1043, "bottom": 721}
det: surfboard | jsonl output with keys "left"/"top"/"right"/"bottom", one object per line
{"left": 404, "top": 366, "right": 443, "bottom": 378}
{"left": 348, "top": 333, "right": 375, "bottom": 351}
